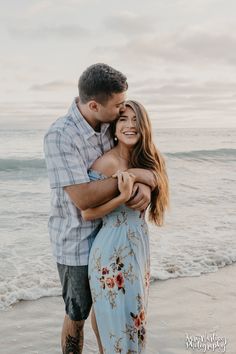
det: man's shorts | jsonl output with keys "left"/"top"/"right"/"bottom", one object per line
{"left": 57, "top": 225, "right": 102, "bottom": 321}
{"left": 57, "top": 263, "right": 92, "bottom": 321}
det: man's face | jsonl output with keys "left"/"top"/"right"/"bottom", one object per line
{"left": 96, "top": 92, "right": 126, "bottom": 123}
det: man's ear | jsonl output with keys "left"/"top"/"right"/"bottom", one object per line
{"left": 88, "top": 100, "right": 99, "bottom": 112}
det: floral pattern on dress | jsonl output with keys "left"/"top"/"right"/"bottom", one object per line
{"left": 129, "top": 294, "right": 147, "bottom": 348}
{"left": 106, "top": 294, "right": 147, "bottom": 353}
{"left": 90, "top": 243, "right": 139, "bottom": 308}
{"left": 88, "top": 169, "right": 150, "bottom": 353}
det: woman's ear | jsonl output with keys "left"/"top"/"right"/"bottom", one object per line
{"left": 88, "top": 100, "right": 99, "bottom": 112}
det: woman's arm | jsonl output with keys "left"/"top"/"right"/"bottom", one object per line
{"left": 81, "top": 171, "right": 135, "bottom": 221}
{"left": 81, "top": 194, "right": 126, "bottom": 221}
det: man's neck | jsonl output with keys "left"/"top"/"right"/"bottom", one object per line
{"left": 76, "top": 97, "right": 101, "bottom": 131}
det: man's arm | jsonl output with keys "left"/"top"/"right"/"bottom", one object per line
{"left": 64, "top": 178, "right": 119, "bottom": 211}
{"left": 81, "top": 171, "right": 135, "bottom": 221}
{"left": 65, "top": 167, "right": 157, "bottom": 212}
{"left": 111, "top": 168, "right": 157, "bottom": 211}
{"left": 127, "top": 168, "right": 157, "bottom": 191}
{"left": 44, "top": 129, "right": 120, "bottom": 211}
{"left": 126, "top": 183, "right": 151, "bottom": 211}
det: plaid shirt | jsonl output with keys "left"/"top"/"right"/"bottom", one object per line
{"left": 44, "top": 98, "right": 114, "bottom": 265}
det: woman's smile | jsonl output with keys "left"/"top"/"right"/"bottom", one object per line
{"left": 115, "top": 106, "right": 140, "bottom": 144}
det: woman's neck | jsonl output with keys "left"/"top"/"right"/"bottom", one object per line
{"left": 113, "top": 144, "right": 132, "bottom": 167}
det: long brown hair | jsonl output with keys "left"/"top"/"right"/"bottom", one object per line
{"left": 110, "top": 100, "right": 169, "bottom": 226}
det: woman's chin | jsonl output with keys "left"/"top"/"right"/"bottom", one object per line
{"left": 119, "top": 138, "right": 139, "bottom": 147}
{"left": 120, "top": 142, "right": 137, "bottom": 149}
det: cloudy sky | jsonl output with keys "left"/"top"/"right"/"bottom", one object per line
{"left": 0, "top": 0, "right": 236, "bottom": 128}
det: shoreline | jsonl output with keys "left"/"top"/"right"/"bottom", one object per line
{"left": 0, "top": 264, "right": 235, "bottom": 353}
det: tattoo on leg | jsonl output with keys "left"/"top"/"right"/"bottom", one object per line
{"left": 63, "top": 324, "right": 84, "bottom": 354}
{"left": 64, "top": 334, "right": 79, "bottom": 354}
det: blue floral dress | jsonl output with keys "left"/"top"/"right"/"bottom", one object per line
{"left": 88, "top": 169, "right": 150, "bottom": 354}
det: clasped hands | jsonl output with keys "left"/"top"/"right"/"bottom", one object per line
{"left": 112, "top": 170, "right": 151, "bottom": 212}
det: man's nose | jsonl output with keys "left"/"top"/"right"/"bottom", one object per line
{"left": 119, "top": 104, "right": 125, "bottom": 114}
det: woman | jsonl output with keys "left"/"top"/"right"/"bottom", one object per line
{"left": 81, "top": 100, "right": 169, "bottom": 353}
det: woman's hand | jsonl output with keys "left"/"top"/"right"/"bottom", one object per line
{"left": 114, "top": 171, "right": 136, "bottom": 202}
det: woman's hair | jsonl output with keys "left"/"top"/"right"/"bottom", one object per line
{"left": 110, "top": 100, "right": 169, "bottom": 226}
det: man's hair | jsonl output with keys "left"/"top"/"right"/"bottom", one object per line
{"left": 78, "top": 63, "right": 128, "bottom": 105}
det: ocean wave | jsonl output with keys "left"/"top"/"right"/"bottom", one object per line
{"left": 150, "top": 259, "right": 236, "bottom": 283}
{"left": 1, "top": 149, "right": 235, "bottom": 172}
{"left": 1, "top": 259, "right": 235, "bottom": 310}
{"left": 0, "top": 287, "right": 61, "bottom": 311}
{"left": 166, "top": 148, "right": 236, "bottom": 161}
{"left": 0, "top": 158, "right": 46, "bottom": 171}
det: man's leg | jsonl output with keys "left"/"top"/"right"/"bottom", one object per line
{"left": 91, "top": 307, "right": 103, "bottom": 354}
{"left": 61, "top": 315, "right": 84, "bottom": 354}
{"left": 57, "top": 263, "right": 92, "bottom": 354}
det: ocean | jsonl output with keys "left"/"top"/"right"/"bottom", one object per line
{"left": 0, "top": 110, "right": 236, "bottom": 310}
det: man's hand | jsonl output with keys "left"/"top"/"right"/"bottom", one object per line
{"left": 125, "top": 183, "right": 151, "bottom": 211}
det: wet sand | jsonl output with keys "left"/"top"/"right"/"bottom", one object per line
{"left": 0, "top": 264, "right": 235, "bottom": 353}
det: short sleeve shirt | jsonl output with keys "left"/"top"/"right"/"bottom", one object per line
{"left": 44, "top": 98, "right": 114, "bottom": 265}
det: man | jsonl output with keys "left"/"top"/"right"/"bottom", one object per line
{"left": 44, "top": 63, "right": 156, "bottom": 354}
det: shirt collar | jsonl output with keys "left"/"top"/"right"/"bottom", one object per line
{"left": 69, "top": 97, "right": 110, "bottom": 139}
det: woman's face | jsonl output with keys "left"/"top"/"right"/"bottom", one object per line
{"left": 115, "top": 106, "right": 140, "bottom": 146}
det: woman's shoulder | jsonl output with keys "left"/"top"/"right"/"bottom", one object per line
{"left": 90, "top": 149, "right": 119, "bottom": 177}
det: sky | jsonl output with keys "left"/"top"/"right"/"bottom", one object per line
{"left": 0, "top": 0, "right": 236, "bottom": 128}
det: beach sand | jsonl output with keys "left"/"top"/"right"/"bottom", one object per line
{"left": 0, "top": 264, "right": 235, "bottom": 354}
